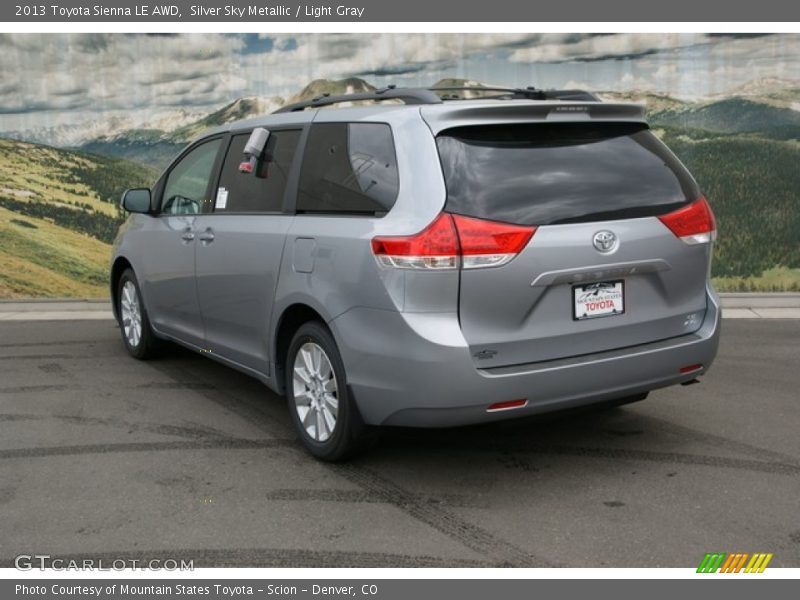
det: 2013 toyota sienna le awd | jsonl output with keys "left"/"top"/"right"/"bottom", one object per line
{"left": 111, "top": 86, "right": 721, "bottom": 460}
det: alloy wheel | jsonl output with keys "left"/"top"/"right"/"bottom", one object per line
{"left": 120, "top": 280, "right": 142, "bottom": 348}
{"left": 292, "top": 342, "right": 339, "bottom": 442}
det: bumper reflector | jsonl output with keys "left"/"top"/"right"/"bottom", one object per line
{"left": 487, "top": 399, "right": 528, "bottom": 412}
{"left": 680, "top": 363, "right": 703, "bottom": 374}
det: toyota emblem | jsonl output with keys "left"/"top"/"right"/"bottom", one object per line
{"left": 592, "top": 230, "right": 618, "bottom": 253}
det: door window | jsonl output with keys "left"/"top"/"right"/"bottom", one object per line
{"left": 215, "top": 130, "right": 301, "bottom": 213}
{"left": 161, "top": 138, "right": 222, "bottom": 215}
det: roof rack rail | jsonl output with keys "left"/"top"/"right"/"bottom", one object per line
{"left": 272, "top": 85, "right": 600, "bottom": 114}
{"left": 273, "top": 85, "right": 443, "bottom": 113}
{"left": 430, "top": 86, "right": 600, "bottom": 102}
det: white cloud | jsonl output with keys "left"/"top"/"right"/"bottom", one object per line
{"left": 508, "top": 33, "right": 707, "bottom": 63}
{"left": 0, "top": 33, "right": 798, "bottom": 134}
{"left": 0, "top": 33, "right": 247, "bottom": 114}
{"left": 235, "top": 33, "right": 548, "bottom": 92}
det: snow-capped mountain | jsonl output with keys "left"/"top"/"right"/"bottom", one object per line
{"left": 163, "top": 96, "right": 285, "bottom": 143}
{"left": 285, "top": 78, "right": 376, "bottom": 106}
{"left": 2, "top": 108, "right": 209, "bottom": 148}
{"left": 6, "top": 76, "right": 797, "bottom": 169}
{"left": 724, "top": 77, "right": 800, "bottom": 97}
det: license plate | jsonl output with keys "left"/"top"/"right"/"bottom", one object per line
{"left": 573, "top": 280, "right": 625, "bottom": 320}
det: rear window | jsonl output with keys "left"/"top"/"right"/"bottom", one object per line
{"left": 436, "top": 122, "right": 699, "bottom": 225}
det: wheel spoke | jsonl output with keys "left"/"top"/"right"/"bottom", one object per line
{"left": 318, "top": 356, "right": 332, "bottom": 379}
{"left": 311, "top": 346, "right": 323, "bottom": 377}
{"left": 323, "top": 392, "right": 338, "bottom": 414}
{"left": 293, "top": 387, "right": 312, "bottom": 407}
{"left": 300, "top": 348, "right": 315, "bottom": 376}
{"left": 322, "top": 376, "right": 336, "bottom": 393}
{"left": 299, "top": 406, "right": 315, "bottom": 435}
{"left": 293, "top": 366, "right": 313, "bottom": 387}
{"left": 316, "top": 408, "right": 326, "bottom": 441}
{"left": 322, "top": 405, "right": 336, "bottom": 434}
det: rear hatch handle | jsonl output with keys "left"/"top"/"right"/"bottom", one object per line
{"left": 530, "top": 258, "right": 671, "bottom": 288}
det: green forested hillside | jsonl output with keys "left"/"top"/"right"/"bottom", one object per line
{"left": 662, "top": 130, "right": 800, "bottom": 278}
{"left": 652, "top": 98, "right": 800, "bottom": 133}
{"left": 0, "top": 138, "right": 156, "bottom": 297}
{"left": 2, "top": 79, "right": 800, "bottom": 296}
{"left": 80, "top": 137, "right": 182, "bottom": 170}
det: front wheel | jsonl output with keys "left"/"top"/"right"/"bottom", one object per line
{"left": 285, "top": 321, "right": 372, "bottom": 461}
{"left": 116, "top": 268, "right": 160, "bottom": 360}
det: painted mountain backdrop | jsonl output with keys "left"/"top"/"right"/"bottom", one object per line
{"left": 1, "top": 33, "right": 799, "bottom": 296}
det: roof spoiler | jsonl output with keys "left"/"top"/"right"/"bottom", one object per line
{"left": 420, "top": 101, "right": 647, "bottom": 135}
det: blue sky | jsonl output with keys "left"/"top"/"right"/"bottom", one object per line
{"left": 0, "top": 33, "right": 798, "bottom": 134}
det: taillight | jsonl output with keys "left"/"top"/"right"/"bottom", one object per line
{"left": 452, "top": 214, "right": 536, "bottom": 269}
{"left": 658, "top": 197, "right": 716, "bottom": 245}
{"left": 371, "top": 213, "right": 459, "bottom": 270}
{"left": 371, "top": 213, "right": 536, "bottom": 270}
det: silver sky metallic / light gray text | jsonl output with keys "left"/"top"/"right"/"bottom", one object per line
{"left": 190, "top": 5, "right": 293, "bottom": 17}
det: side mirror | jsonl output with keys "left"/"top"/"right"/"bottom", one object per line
{"left": 121, "top": 188, "right": 151, "bottom": 214}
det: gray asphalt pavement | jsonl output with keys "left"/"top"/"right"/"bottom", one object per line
{"left": 0, "top": 319, "right": 798, "bottom": 568}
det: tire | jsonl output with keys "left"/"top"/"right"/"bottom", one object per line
{"left": 285, "top": 321, "right": 372, "bottom": 461}
{"left": 116, "top": 268, "right": 160, "bottom": 360}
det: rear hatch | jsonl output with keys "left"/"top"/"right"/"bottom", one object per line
{"left": 435, "top": 121, "right": 714, "bottom": 368}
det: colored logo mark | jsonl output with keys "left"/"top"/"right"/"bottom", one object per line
{"left": 697, "top": 552, "right": 773, "bottom": 573}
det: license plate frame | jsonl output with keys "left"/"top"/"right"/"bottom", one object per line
{"left": 573, "top": 280, "right": 625, "bottom": 321}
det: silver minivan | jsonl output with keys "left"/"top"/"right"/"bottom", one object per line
{"left": 112, "top": 86, "right": 721, "bottom": 460}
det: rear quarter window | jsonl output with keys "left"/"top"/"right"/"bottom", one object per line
{"left": 436, "top": 122, "right": 700, "bottom": 225}
{"left": 297, "top": 122, "right": 399, "bottom": 215}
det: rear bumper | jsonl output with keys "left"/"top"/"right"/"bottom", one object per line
{"left": 329, "top": 286, "right": 721, "bottom": 427}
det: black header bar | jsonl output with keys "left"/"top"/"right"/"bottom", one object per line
{"left": 4, "top": 0, "right": 800, "bottom": 22}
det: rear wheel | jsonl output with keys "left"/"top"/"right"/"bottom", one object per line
{"left": 117, "top": 268, "right": 160, "bottom": 360}
{"left": 285, "top": 321, "right": 371, "bottom": 461}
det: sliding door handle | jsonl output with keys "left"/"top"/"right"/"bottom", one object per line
{"left": 198, "top": 228, "right": 215, "bottom": 244}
